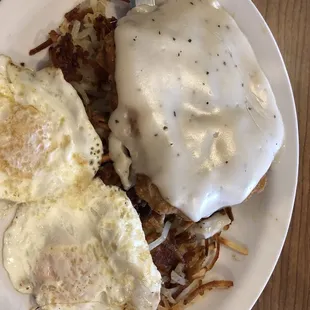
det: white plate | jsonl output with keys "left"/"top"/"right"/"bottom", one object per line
{"left": 0, "top": 0, "right": 298, "bottom": 309}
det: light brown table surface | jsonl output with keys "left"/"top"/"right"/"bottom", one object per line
{"left": 251, "top": 0, "right": 310, "bottom": 309}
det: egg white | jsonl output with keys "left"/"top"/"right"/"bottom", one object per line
{"left": 0, "top": 55, "right": 103, "bottom": 203}
{"left": 3, "top": 178, "right": 161, "bottom": 310}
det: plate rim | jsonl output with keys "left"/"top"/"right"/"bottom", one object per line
{"left": 0, "top": 0, "right": 299, "bottom": 309}
{"left": 219, "top": 0, "right": 299, "bottom": 309}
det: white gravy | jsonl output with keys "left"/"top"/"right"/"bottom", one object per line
{"left": 109, "top": 0, "right": 284, "bottom": 222}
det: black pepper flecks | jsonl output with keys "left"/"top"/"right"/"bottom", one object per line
{"left": 115, "top": 119, "right": 119, "bottom": 124}
{"left": 158, "top": 31, "right": 161, "bottom": 35}
{"left": 218, "top": 25, "right": 221, "bottom": 28}
{"left": 226, "top": 25, "right": 230, "bottom": 30}
{"left": 206, "top": 101, "right": 209, "bottom": 105}
{"left": 248, "top": 107, "right": 252, "bottom": 111}
{"left": 173, "top": 111, "right": 177, "bottom": 117}
{"left": 202, "top": 83, "right": 205, "bottom": 86}
{"left": 225, "top": 161, "right": 229, "bottom": 164}
{"left": 163, "top": 126, "right": 168, "bottom": 130}
{"left": 241, "top": 83, "right": 244, "bottom": 87}
{"left": 206, "top": 71, "right": 209, "bottom": 75}
{"left": 195, "top": 60, "right": 198, "bottom": 64}
{"left": 223, "top": 61, "right": 227, "bottom": 66}
{"left": 170, "top": 143, "right": 173, "bottom": 146}
{"left": 173, "top": 37, "right": 176, "bottom": 41}
{"left": 152, "top": 18, "right": 155, "bottom": 22}
{"left": 217, "top": 53, "right": 220, "bottom": 57}
{"left": 274, "top": 115, "right": 277, "bottom": 119}
{"left": 154, "top": 133, "right": 158, "bottom": 137}
{"left": 235, "top": 64, "right": 238, "bottom": 68}
{"left": 190, "top": 1, "right": 194, "bottom": 5}
{"left": 188, "top": 39, "right": 192, "bottom": 43}
{"left": 89, "top": 160, "right": 94, "bottom": 166}
{"left": 177, "top": 153, "right": 180, "bottom": 157}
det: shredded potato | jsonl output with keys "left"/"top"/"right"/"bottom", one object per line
{"left": 184, "top": 280, "right": 234, "bottom": 305}
{"left": 219, "top": 236, "right": 249, "bottom": 255}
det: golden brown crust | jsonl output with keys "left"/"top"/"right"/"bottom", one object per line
{"left": 141, "top": 211, "right": 165, "bottom": 235}
{"left": 246, "top": 174, "right": 267, "bottom": 200}
{"left": 135, "top": 174, "right": 178, "bottom": 215}
{"left": 136, "top": 174, "right": 267, "bottom": 217}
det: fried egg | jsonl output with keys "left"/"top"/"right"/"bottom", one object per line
{"left": 0, "top": 55, "right": 103, "bottom": 203}
{"left": 3, "top": 178, "right": 161, "bottom": 310}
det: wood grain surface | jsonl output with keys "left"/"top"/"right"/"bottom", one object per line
{"left": 252, "top": 0, "right": 310, "bottom": 309}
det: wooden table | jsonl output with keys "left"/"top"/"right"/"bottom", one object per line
{"left": 252, "top": 0, "right": 310, "bottom": 309}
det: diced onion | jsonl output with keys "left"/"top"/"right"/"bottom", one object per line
{"left": 148, "top": 221, "right": 171, "bottom": 251}
{"left": 78, "top": 28, "right": 94, "bottom": 40}
{"left": 189, "top": 212, "right": 231, "bottom": 239}
{"left": 174, "top": 263, "right": 185, "bottom": 277}
{"left": 161, "top": 287, "right": 178, "bottom": 304}
{"left": 71, "top": 20, "right": 81, "bottom": 39}
{"left": 171, "top": 270, "right": 187, "bottom": 286}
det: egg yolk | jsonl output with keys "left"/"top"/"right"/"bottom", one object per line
{"left": 0, "top": 97, "right": 51, "bottom": 179}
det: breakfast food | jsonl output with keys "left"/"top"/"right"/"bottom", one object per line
{"left": 0, "top": 0, "right": 285, "bottom": 309}
{"left": 110, "top": 0, "right": 284, "bottom": 222}
{"left": 3, "top": 178, "right": 161, "bottom": 309}
{"left": 0, "top": 55, "right": 103, "bottom": 203}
